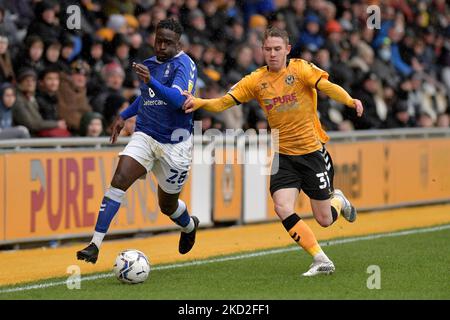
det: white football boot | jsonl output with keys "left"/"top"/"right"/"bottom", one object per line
{"left": 302, "top": 260, "right": 335, "bottom": 277}
{"left": 333, "top": 189, "right": 357, "bottom": 222}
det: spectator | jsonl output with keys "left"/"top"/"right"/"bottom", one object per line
{"left": 79, "top": 111, "right": 105, "bottom": 137}
{"left": 347, "top": 72, "right": 384, "bottom": 129}
{"left": 58, "top": 37, "right": 75, "bottom": 74}
{"left": 282, "top": 0, "right": 306, "bottom": 43}
{"left": 292, "top": 13, "right": 324, "bottom": 55}
{"left": 0, "top": 83, "right": 30, "bottom": 139}
{"left": 0, "top": 33, "right": 14, "bottom": 83}
{"left": 0, "top": 0, "right": 447, "bottom": 132}
{"left": 226, "top": 45, "right": 257, "bottom": 85}
{"left": 13, "top": 68, "right": 70, "bottom": 137}
{"left": 110, "top": 33, "right": 135, "bottom": 88}
{"left": 185, "top": 9, "right": 210, "bottom": 44}
{"left": 384, "top": 101, "right": 416, "bottom": 129}
{"left": 14, "top": 35, "right": 45, "bottom": 75}
{"left": 57, "top": 60, "right": 93, "bottom": 134}
{"left": 102, "top": 94, "right": 129, "bottom": 135}
{"left": 43, "top": 39, "right": 62, "bottom": 70}
{"left": 417, "top": 111, "right": 435, "bottom": 128}
{"left": 36, "top": 66, "right": 60, "bottom": 121}
{"left": 91, "top": 62, "right": 125, "bottom": 115}
{"left": 129, "top": 32, "right": 153, "bottom": 64}
{"left": 348, "top": 41, "right": 375, "bottom": 85}
{"left": 0, "top": 5, "right": 21, "bottom": 48}
{"left": 436, "top": 113, "right": 450, "bottom": 128}
{"left": 26, "top": 0, "right": 61, "bottom": 44}
{"left": 372, "top": 38, "right": 401, "bottom": 89}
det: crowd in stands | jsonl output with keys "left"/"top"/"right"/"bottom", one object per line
{"left": 0, "top": 0, "right": 449, "bottom": 140}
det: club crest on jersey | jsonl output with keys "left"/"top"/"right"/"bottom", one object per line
{"left": 260, "top": 82, "right": 268, "bottom": 90}
{"left": 164, "top": 64, "right": 171, "bottom": 77}
{"left": 285, "top": 75, "right": 295, "bottom": 85}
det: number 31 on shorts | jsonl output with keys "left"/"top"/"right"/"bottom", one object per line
{"left": 316, "top": 172, "right": 330, "bottom": 190}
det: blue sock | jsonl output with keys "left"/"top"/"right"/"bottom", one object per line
{"left": 169, "top": 200, "right": 192, "bottom": 229}
{"left": 92, "top": 187, "right": 125, "bottom": 248}
{"left": 94, "top": 197, "right": 121, "bottom": 233}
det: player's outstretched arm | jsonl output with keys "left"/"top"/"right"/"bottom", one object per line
{"left": 182, "top": 91, "right": 236, "bottom": 113}
{"left": 317, "top": 78, "right": 364, "bottom": 117}
{"left": 133, "top": 62, "right": 186, "bottom": 109}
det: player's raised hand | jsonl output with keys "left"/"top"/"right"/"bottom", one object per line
{"left": 132, "top": 62, "right": 150, "bottom": 83}
{"left": 353, "top": 99, "right": 364, "bottom": 117}
{"left": 182, "top": 90, "right": 195, "bottom": 113}
{"left": 110, "top": 115, "right": 125, "bottom": 144}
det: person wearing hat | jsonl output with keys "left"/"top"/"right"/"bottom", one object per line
{"left": 56, "top": 60, "right": 93, "bottom": 134}
{"left": 90, "top": 62, "right": 125, "bottom": 115}
{"left": 292, "top": 13, "right": 324, "bottom": 56}
{"left": 185, "top": 8, "right": 210, "bottom": 47}
{"left": 13, "top": 68, "right": 70, "bottom": 137}
{"left": 26, "top": 0, "right": 61, "bottom": 45}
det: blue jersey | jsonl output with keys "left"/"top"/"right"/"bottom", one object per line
{"left": 135, "top": 51, "right": 197, "bottom": 143}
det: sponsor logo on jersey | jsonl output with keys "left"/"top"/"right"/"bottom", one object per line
{"left": 143, "top": 99, "right": 167, "bottom": 106}
{"left": 262, "top": 93, "right": 299, "bottom": 112}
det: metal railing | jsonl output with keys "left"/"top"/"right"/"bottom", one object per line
{"left": 0, "top": 128, "right": 449, "bottom": 151}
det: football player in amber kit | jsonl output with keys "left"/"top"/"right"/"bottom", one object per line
{"left": 183, "top": 27, "right": 364, "bottom": 276}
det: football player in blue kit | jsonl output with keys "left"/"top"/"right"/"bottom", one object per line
{"left": 77, "top": 19, "right": 199, "bottom": 264}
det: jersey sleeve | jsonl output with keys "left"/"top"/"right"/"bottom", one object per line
{"left": 298, "top": 60, "right": 329, "bottom": 89}
{"left": 226, "top": 73, "right": 256, "bottom": 104}
{"left": 172, "top": 57, "right": 197, "bottom": 95}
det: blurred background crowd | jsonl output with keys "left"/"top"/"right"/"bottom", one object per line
{"left": 0, "top": 0, "right": 449, "bottom": 140}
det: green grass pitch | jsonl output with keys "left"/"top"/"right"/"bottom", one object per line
{"left": 1, "top": 227, "right": 449, "bottom": 300}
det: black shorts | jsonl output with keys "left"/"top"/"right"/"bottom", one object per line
{"left": 269, "top": 146, "right": 334, "bottom": 200}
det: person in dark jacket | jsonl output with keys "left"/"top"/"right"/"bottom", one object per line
{"left": 13, "top": 68, "right": 70, "bottom": 137}
{"left": 36, "top": 66, "right": 61, "bottom": 121}
{"left": 26, "top": 0, "right": 61, "bottom": 44}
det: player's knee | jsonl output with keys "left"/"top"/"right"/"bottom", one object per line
{"left": 274, "top": 203, "right": 293, "bottom": 217}
{"left": 315, "top": 212, "right": 333, "bottom": 228}
{"left": 111, "top": 172, "right": 130, "bottom": 190}
{"left": 159, "top": 202, "right": 178, "bottom": 215}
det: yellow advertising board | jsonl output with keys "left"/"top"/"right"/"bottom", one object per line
{"left": 267, "top": 138, "right": 450, "bottom": 218}
{"left": 0, "top": 155, "right": 4, "bottom": 241}
{"left": 3, "top": 151, "right": 191, "bottom": 242}
{"left": 213, "top": 147, "right": 242, "bottom": 222}
{"left": 386, "top": 139, "right": 450, "bottom": 204}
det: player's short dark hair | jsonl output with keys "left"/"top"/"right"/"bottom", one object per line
{"left": 157, "top": 18, "right": 184, "bottom": 38}
{"left": 264, "top": 27, "right": 289, "bottom": 45}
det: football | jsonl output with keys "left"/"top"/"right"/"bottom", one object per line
{"left": 113, "top": 249, "right": 151, "bottom": 284}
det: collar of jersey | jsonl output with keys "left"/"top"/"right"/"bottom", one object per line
{"left": 266, "top": 59, "right": 291, "bottom": 73}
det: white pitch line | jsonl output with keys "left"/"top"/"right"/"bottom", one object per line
{"left": 1, "top": 224, "right": 449, "bottom": 295}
